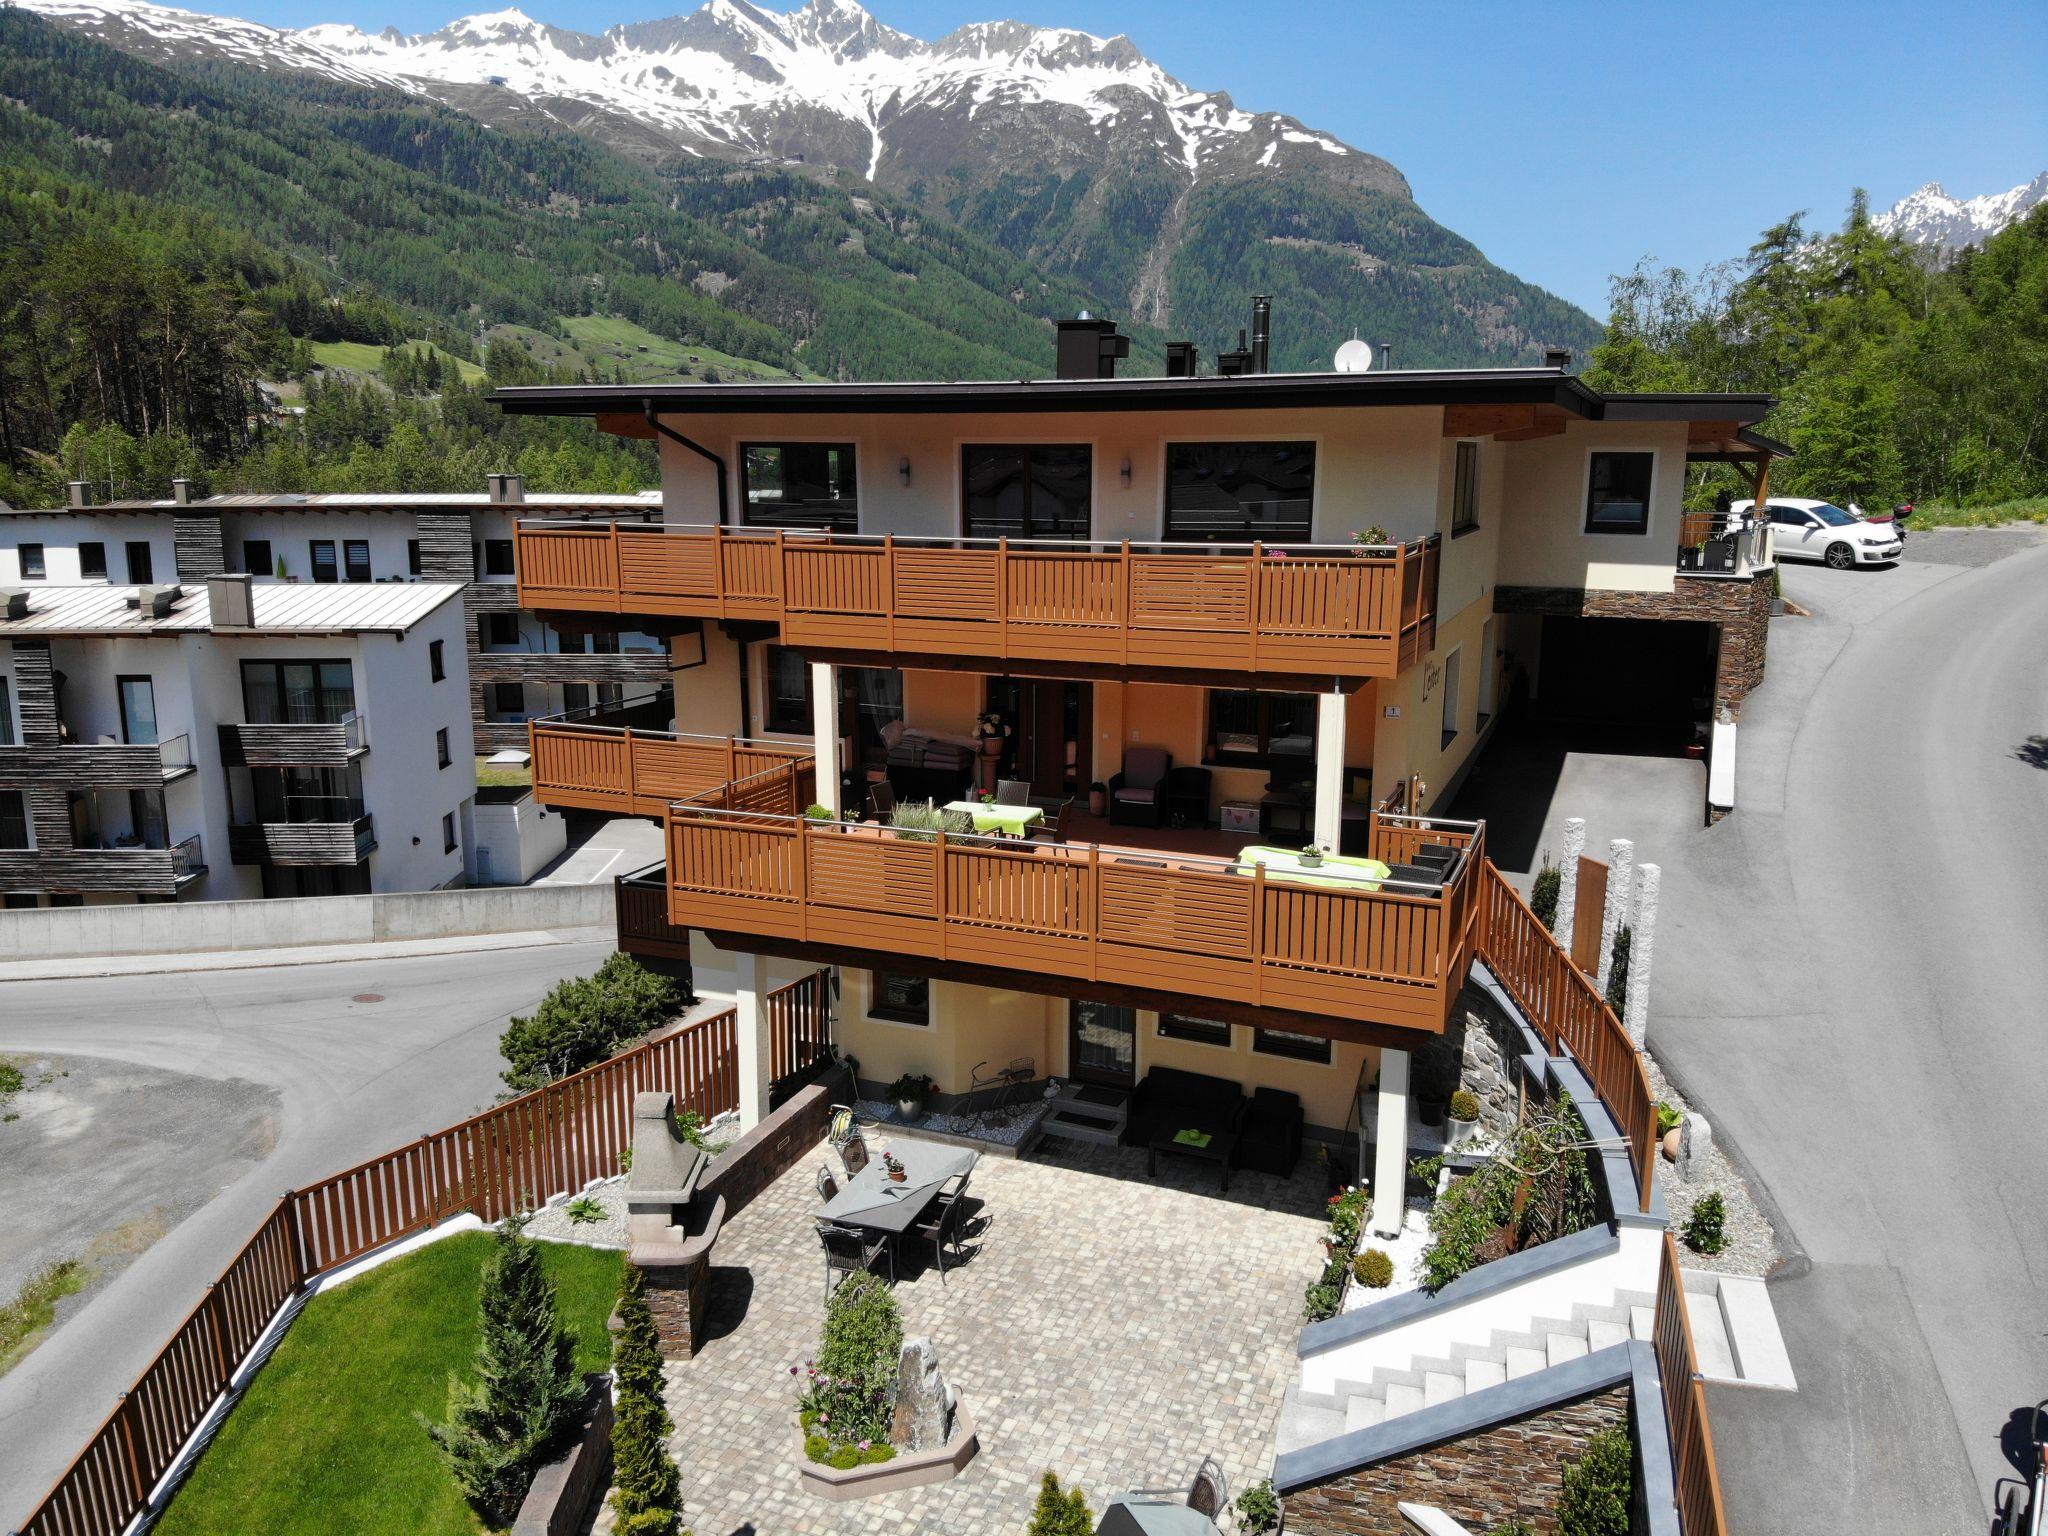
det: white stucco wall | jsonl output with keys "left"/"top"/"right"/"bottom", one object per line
{"left": 1494, "top": 421, "right": 1691, "bottom": 595}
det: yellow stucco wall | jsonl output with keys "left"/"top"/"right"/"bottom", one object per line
{"left": 1495, "top": 419, "right": 1691, "bottom": 594}
{"left": 1369, "top": 593, "right": 1497, "bottom": 814}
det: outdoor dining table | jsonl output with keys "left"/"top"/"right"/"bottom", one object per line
{"left": 943, "top": 799, "right": 1046, "bottom": 837}
{"left": 1094, "top": 1495, "right": 1223, "bottom": 1535}
{"left": 1234, "top": 844, "right": 1391, "bottom": 891}
{"left": 816, "top": 1138, "right": 978, "bottom": 1236}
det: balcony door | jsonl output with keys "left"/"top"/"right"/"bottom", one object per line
{"left": 962, "top": 444, "right": 1092, "bottom": 541}
{"left": 117, "top": 676, "right": 158, "bottom": 745}
{"left": 1068, "top": 1000, "right": 1136, "bottom": 1088}
{"left": 986, "top": 678, "right": 1090, "bottom": 801}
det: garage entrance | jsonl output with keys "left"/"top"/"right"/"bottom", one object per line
{"left": 1535, "top": 616, "right": 1716, "bottom": 736}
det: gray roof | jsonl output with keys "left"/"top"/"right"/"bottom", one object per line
{"left": 0, "top": 490, "right": 660, "bottom": 517}
{"left": 0, "top": 582, "right": 465, "bottom": 636}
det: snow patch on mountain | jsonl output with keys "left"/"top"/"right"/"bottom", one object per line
{"left": 1873, "top": 173, "right": 2048, "bottom": 253}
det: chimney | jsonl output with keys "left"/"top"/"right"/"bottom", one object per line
{"left": 129, "top": 584, "right": 181, "bottom": 619}
{"left": 1054, "top": 313, "right": 1130, "bottom": 380}
{"left": 1543, "top": 346, "right": 1573, "bottom": 371}
{"left": 171, "top": 477, "right": 193, "bottom": 506}
{"left": 0, "top": 588, "right": 28, "bottom": 621}
{"left": 1250, "top": 295, "right": 1272, "bottom": 374}
{"left": 207, "top": 573, "right": 254, "bottom": 629}
{"left": 487, "top": 472, "right": 526, "bottom": 504}
{"left": 1164, "top": 341, "right": 1199, "bottom": 378}
{"left": 67, "top": 480, "right": 90, "bottom": 509}
{"left": 1216, "top": 328, "right": 1252, "bottom": 377}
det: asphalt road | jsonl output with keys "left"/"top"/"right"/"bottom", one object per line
{"left": 0, "top": 935, "right": 614, "bottom": 1529}
{"left": 1651, "top": 540, "right": 2048, "bottom": 1533}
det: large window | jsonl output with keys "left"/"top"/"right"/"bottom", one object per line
{"left": 482, "top": 540, "right": 516, "bottom": 577}
{"left": 843, "top": 667, "right": 903, "bottom": 765}
{"left": 241, "top": 660, "right": 356, "bottom": 725}
{"left": 0, "top": 790, "right": 29, "bottom": 850}
{"left": 124, "top": 542, "right": 154, "bottom": 583}
{"left": 79, "top": 542, "right": 107, "bottom": 579}
{"left": 1253, "top": 1028, "right": 1331, "bottom": 1064}
{"left": 962, "top": 444, "right": 1092, "bottom": 541}
{"left": 481, "top": 613, "right": 521, "bottom": 648}
{"left": 309, "top": 540, "right": 338, "bottom": 583}
{"left": 1158, "top": 1013, "right": 1232, "bottom": 1047}
{"left": 1165, "top": 441, "right": 1315, "bottom": 542}
{"left": 1451, "top": 440, "right": 1481, "bottom": 534}
{"left": 741, "top": 443, "right": 859, "bottom": 532}
{"left": 1207, "top": 689, "right": 1317, "bottom": 768}
{"left": 0, "top": 677, "right": 13, "bottom": 746}
{"left": 764, "top": 646, "right": 812, "bottom": 734}
{"left": 117, "top": 677, "right": 159, "bottom": 745}
{"left": 869, "top": 971, "right": 929, "bottom": 1026}
{"left": 343, "top": 540, "right": 372, "bottom": 583}
{"left": 18, "top": 544, "right": 45, "bottom": 579}
{"left": 1584, "top": 451, "right": 1655, "bottom": 535}
{"left": 241, "top": 539, "right": 271, "bottom": 578}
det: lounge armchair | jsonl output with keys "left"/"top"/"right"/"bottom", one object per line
{"left": 1108, "top": 745, "right": 1171, "bottom": 827}
{"left": 1384, "top": 861, "right": 1444, "bottom": 888}
{"left": 1232, "top": 1086, "right": 1304, "bottom": 1177}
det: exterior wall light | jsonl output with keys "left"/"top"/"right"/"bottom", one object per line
{"left": 898, "top": 456, "right": 912, "bottom": 487}
{"left": 1120, "top": 455, "right": 1132, "bottom": 488}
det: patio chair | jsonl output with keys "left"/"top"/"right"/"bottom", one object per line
{"left": 912, "top": 1170, "right": 972, "bottom": 1282}
{"left": 1028, "top": 796, "right": 1075, "bottom": 843}
{"left": 816, "top": 1164, "right": 838, "bottom": 1203}
{"left": 1384, "top": 861, "right": 1444, "bottom": 888}
{"left": 867, "top": 780, "right": 897, "bottom": 820}
{"left": 1108, "top": 745, "right": 1171, "bottom": 827}
{"left": 1417, "top": 841, "right": 1462, "bottom": 876}
{"left": 996, "top": 778, "right": 1032, "bottom": 806}
{"left": 817, "top": 1219, "right": 892, "bottom": 1299}
{"left": 1187, "top": 1456, "right": 1229, "bottom": 1519}
{"left": 839, "top": 1134, "right": 870, "bottom": 1178}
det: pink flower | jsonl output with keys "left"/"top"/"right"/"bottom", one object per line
{"left": 819, "top": 1414, "right": 830, "bottom": 1425}
{"left": 858, "top": 1439, "right": 872, "bottom": 1451}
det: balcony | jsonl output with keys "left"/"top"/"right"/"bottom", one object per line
{"left": 1675, "top": 512, "right": 1773, "bottom": 579}
{"left": 229, "top": 812, "right": 376, "bottom": 866}
{"left": 218, "top": 714, "right": 369, "bottom": 768}
{"left": 515, "top": 522, "right": 1441, "bottom": 683}
{"left": 529, "top": 703, "right": 813, "bottom": 819}
{"left": 0, "top": 733, "right": 195, "bottom": 788}
{"left": 648, "top": 758, "right": 1483, "bottom": 1037}
{"left": 0, "top": 832, "right": 205, "bottom": 896}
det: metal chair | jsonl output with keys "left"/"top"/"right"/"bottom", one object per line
{"left": 1028, "top": 796, "right": 1074, "bottom": 843}
{"left": 867, "top": 781, "right": 897, "bottom": 819}
{"left": 816, "top": 1164, "right": 839, "bottom": 1203}
{"left": 1187, "top": 1456, "right": 1229, "bottom": 1519}
{"left": 995, "top": 778, "right": 1032, "bottom": 806}
{"left": 912, "top": 1170, "right": 971, "bottom": 1282}
{"left": 839, "top": 1133, "right": 870, "bottom": 1178}
{"left": 817, "top": 1219, "right": 891, "bottom": 1299}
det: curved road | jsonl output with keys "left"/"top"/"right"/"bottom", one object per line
{"left": 1653, "top": 536, "right": 2048, "bottom": 1534}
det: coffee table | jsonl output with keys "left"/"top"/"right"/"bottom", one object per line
{"left": 1147, "top": 1123, "right": 1238, "bottom": 1193}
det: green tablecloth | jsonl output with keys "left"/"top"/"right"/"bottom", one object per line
{"left": 1236, "top": 845, "right": 1390, "bottom": 891}
{"left": 943, "top": 800, "right": 1046, "bottom": 836}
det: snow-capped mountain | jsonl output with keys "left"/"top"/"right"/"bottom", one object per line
{"left": 1873, "top": 174, "right": 2048, "bottom": 254}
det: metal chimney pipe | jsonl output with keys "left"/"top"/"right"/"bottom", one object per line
{"left": 171, "top": 477, "right": 193, "bottom": 506}
{"left": 1250, "top": 296, "right": 1272, "bottom": 375}
{"left": 1543, "top": 346, "right": 1573, "bottom": 370}
{"left": 66, "top": 480, "right": 90, "bottom": 509}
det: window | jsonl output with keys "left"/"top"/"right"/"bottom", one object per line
{"left": 309, "top": 540, "right": 338, "bottom": 582}
{"left": 407, "top": 538, "right": 423, "bottom": 576}
{"left": 562, "top": 683, "right": 591, "bottom": 714}
{"left": 1207, "top": 689, "right": 1317, "bottom": 768}
{"left": 483, "top": 540, "right": 515, "bottom": 577}
{"left": 442, "top": 811, "right": 457, "bottom": 854}
{"left": 481, "top": 613, "right": 520, "bottom": 647}
{"left": 436, "top": 728, "right": 451, "bottom": 768}
{"left": 343, "top": 540, "right": 372, "bottom": 583}
{"left": 492, "top": 682, "right": 525, "bottom": 714}
{"left": 18, "top": 544, "right": 45, "bottom": 580}
{"left": 0, "top": 677, "right": 12, "bottom": 746}
{"left": 117, "top": 676, "right": 159, "bottom": 745}
{"left": 1253, "top": 1028, "right": 1331, "bottom": 1064}
{"left": 429, "top": 639, "right": 446, "bottom": 683}
{"left": 125, "top": 542, "right": 154, "bottom": 583}
{"left": 869, "top": 971, "right": 929, "bottom": 1025}
{"left": 765, "top": 646, "right": 812, "bottom": 734}
{"left": 242, "top": 539, "right": 272, "bottom": 578}
{"left": 1439, "top": 647, "right": 1462, "bottom": 750}
{"left": 1767, "top": 505, "right": 1810, "bottom": 528}
{"left": 0, "top": 790, "right": 28, "bottom": 849}
{"left": 1451, "top": 441, "right": 1481, "bottom": 535}
{"left": 1159, "top": 1013, "right": 1232, "bottom": 1047}
{"left": 78, "top": 542, "right": 107, "bottom": 579}
{"left": 741, "top": 443, "right": 858, "bottom": 532}
{"left": 1584, "top": 451, "right": 1655, "bottom": 535}
{"left": 842, "top": 667, "right": 903, "bottom": 765}
{"left": 1166, "top": 441, "right": 1315, "bottom": 542}
{"left": 962, "top": 444, "right": 1092, "bottom": 540}
{"left": 241, "top": 660, "right": 356, "bottom": 724}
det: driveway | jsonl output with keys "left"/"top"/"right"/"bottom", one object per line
{"left": 0, "top": 935, "right": 615, "bottom": 1529}
{"left": 534, "top": 811, "right": 664, "bottom": 884}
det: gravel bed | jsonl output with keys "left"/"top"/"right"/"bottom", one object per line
{"left": 1643, "top": 1049, "right": 1782, "bottom": 1277}
{"left": 525, "top": 1176, "right": 629, "bottom": 1250}
{"left": 855, "top": 1096, "right": 1045, "bottom": 1148}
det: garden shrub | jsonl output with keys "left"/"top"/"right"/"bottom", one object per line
{"left": 1237, "top": 1478, "right": 1281, "bottom": 1533}
{"left": 1489, "top": 1522, "right": 1537, "bottom": 1536}
{"left": 609, "top": 1267, "right": 682, "bottom": 1536}
{"left": 1557, "top": 1424, "right": 1633, "bottom": 1536}
{"left": 500, "top": 954, "right": 686, "bottom": 1093}
{"left": 1420, "top": 1097, "right": 1599, "bottom": 1292}
{"left": 1304, "top": 1185, "right": 1373, "bottom": 1319}
{"left": 1605, "top": 927, "right": 1633, "bottom": 1015}
{"left": 420, "top": 1220, "right": 585, "bottom": 1525}
{"left": 1353, "top": 1248, "right": 1395, "bottom": 1288}
{"left": 797, "top": 1270, "right": 903, "bottom": 1457}
{"left": 888, "top": 800, "right": 972, "bottom": 842}
{"left": 1683, "top": 1191, "right": 1728, "bottom": 1254}
{"left": 1027, "top": 1471, "right": 1093, "bottom": 1535}
{"left": 1655, "top": 1101, "right": 1683, "bottom": 1137}
{"left": 1530, "top": 855, "right": 1562, "bottom": 928}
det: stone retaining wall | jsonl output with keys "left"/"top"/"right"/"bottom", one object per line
{"left": 511, "top": 1376, "right": 614, "bottom": 1536}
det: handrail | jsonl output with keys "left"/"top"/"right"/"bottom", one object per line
{"left": 516, "top": 514, "right": 1428, "bottom": 556}
{"left": 1654, "top": 1232, "right": 1730, "bottom": 1535}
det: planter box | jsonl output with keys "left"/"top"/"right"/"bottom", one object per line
{"left": 797, "top": 1401, "right": 979, "bottom": 1502}
{"left": 512, "top": 1376, "right": 612, "bottom": 1536}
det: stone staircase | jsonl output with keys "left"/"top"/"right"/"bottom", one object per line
{"left": 1276, "top": 1287, "right": 1657, "bottom": 1454}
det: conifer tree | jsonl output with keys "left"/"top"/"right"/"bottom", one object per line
{"left": 610, "top": 1266, "right": 684, "bottom": 1536}
{"left": 1026, "top": 1471, "right": 1092, "bottom": 1536}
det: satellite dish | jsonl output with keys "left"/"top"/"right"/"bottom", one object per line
{"left": 1334, "top": 337, "right": 1374, "bottom": 373}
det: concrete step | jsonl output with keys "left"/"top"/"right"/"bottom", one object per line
{"left": 1464, "top": 1358, "right": 1509, "bottom": 1394}
{"left": 1586, "top": 1318, "right": 1632, "bottom": 1352}
{"left": 1713, "top": 1275, "right": 1797, "bottom": 1390}
{"left": 1422, "top": 1371, "right": 1464, "bottom": 1407}
{"left": 1384, "top": 1381, "right": 1426, "bottom": 1417}
{"left": 1275, "top": 1386, "right": 1347, "bottom": 1456}
{"left": 1504, "top": 1344, "right": 1548, "bottom": 1379}
{"left": 1344, "top": 1393, "right": 1387, "bottom": 1433}
{"left": 1546, "top": 1333, "right": 1588, "bottom": 1367}
{"left": 1686, "top": 1290, "right": 1738, "bottom": 1380}
{"left": 1631, "top": 1305, "right": 1657, "bottom": 1341}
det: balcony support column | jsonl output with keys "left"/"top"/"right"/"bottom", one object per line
{"left": 735, "top": 950, "right": 774, "bottom": 1132}
{"left": 810, "top": 661, "right": 840, "bottom": 817}
{"left": 1370, "top": 1045, "right": 1410, "bottom": 1239}
{"left": 1313, "top": 688, "right": 1346, "bottom": 852}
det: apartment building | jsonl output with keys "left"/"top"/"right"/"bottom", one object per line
{"left": 0, "top": 575, "right": 473, "bottom": 905}
{"left": 0, "top": 480, "right": 677, "bottom": 753}
{"left": 493, "top": 320, "right": 1782, "bottom": 1207}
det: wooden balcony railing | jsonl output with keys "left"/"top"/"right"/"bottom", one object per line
{"left": 515, "top": 521, "right": 1442, "bottom": 680}
{"left": 1655, "top": 1232, "right": 1731, "bottom": 1535}
{"left": 529, "top": 709, "right": 814, "bottom": 819}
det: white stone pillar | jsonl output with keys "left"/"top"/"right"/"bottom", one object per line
{"left": 809, "top": 660, "right": 840, "bottom": 816}
{"left": 1597, "top": 838, "right": 1634, "bottom": 991}
{"left": 1314, "top": 689, "right": 1347, "bottom": 852}
{"left": 1624, "top": 861, "right": 1660, "bottom": 1045}
{"left": 1370, "top": 1047, "right": 1410, "bottom": 1239}
{"left": 1553, "top": 817, "right": 1586, "bottom": 942}
{"left": 735, "top": 950, "right": 774, "bottom": 1130}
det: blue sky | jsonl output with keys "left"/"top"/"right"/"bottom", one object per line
{"left": 220, "top": 0, "right": 2046, "bottom": 316}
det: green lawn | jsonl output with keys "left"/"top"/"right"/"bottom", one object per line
{"left": 157, "top": 1234, "right": 620, "bottom": 1536}
{"left": 557, "top": 313, "right": 818, "bottom": 381}
{"left": 307, "top": 338, "right": 485, "bottom": 382}
{"left": 1907, "top": 496, "right": 2048, "bottom": 529}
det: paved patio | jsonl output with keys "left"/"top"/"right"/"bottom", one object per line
{"left": 654, "top": 1128, "right": 1332, "bottom": 1535}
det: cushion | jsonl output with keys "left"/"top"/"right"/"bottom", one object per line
{"left": 1113, "top": 785, "right": 1159, "bottom": 803}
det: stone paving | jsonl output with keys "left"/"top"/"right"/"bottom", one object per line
{"left": 654, "top": 1128, "right": 1333, "bottom": 1536}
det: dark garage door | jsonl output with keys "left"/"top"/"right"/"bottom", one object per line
{"left": 1537, "top": 616, "right": 1715, "bottom": 731}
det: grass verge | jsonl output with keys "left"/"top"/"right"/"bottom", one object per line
{"left": 0, "top": 1259, "right": 91, "bottom": 1376}
{"left": 1906, "top": 497, "right": 2048, "bottom": 529}
{"left": 155, "top": 1232, "right": 621, "bottom": 1536}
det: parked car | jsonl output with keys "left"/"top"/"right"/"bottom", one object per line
{"left": 1733, "top": 497, "right": 1904, "bottom": 569}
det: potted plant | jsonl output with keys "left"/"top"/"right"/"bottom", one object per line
{"left": 1087, "top": 780, "right": 1107, "bottom": 817}
{"left": 881, "top": 1151, "right": 906, "bottom": 1183}
{"left": 1237, "top": 1477, "right": 1283, "bottom": 1534}
{"left": 1412, "top": 1037, "right": 1459, "bottom": 1130}
{"left": 1352, "top": 1248, "right": 1395, "bottom": 1289}
{"left": 1446, "top": 1089, "right": 1482, "bottom": 1149}
{"left": 1657, "top": 1101, "right": 1685, "bottom": 1161}
{"left": 1350, "top": 525, "right": 1392, "bottom": 555}
{"left": 887, "top": 1071, "right": 935, "bottom": 1121}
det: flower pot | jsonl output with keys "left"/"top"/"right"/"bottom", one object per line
{"left": 1415, "top": 1097, "right": 1447, "bottom": 1130}
{"left": 1661, "top": 1127, "right": 1683, "bottom": 1161}
{"left": 888, "top": 1169, "right": 906, "bottom": 1183}
{"left": 1088, "top": 785, "right": 1107, "bottom": 817}
{"left": 1445, "top": 1114, "right": 1479, "bottom": 1150}
{"left": 896, "top": 1098, "right": 925, "bottom": 1122}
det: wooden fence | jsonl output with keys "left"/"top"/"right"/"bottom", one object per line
{"left": 1472, "top": 860, "right": 1657, "bottom": 1210}
{"left": 14, "top": 972, "right": 830, "bottom": 1536}
{"left": 1654, "top": 1233, "right": 1730, "bottom": 1535}
{"left": 529, "top": 720, "right": 813, "bottom": 819}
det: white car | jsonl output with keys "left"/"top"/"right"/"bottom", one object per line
{"left": 1733, "top": 497, "right": 1903, "bottom": 569}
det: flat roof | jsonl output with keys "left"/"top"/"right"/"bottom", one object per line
{"left": 490, "top": 366, "right": 1776, "bottom": 425}
{"left": 0, "top": 581, "right": 465, "bottom": 637}
{"left": 0, "top": 491, "right": 661, "bottom": 518}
